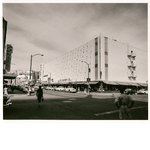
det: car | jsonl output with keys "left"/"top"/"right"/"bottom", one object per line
{"left": 69, "top": 88, "right": 76, "bottom": 93}
{"left": 45, "top": 86, "right": 50, "bottom": 90}
{"left": 56, "top": 86, "right": 65, "bottom": 91}
{"left": 22, "top": 87, "right": 28, "bottom": 93}
{"left": 52, "top": 86, "right": 57, "bottom": 91}
{"left": 3, "top": 94, "right": 12, "bottom": 108}
{"left": 45, "top": 86, "right": 53, "bottom": 90}
{"left": 49, "top": 87, "right": 54, "bottom": 90}
{"left": 34, "top": 85, "right": 39, "bottom": 91}
{"left": 65, "top": 87, "right": 76, "bottom": 93}
{"left": 137, "top": 89, "right": 148, "bottom": 95}
{"left": 124, "top": 88, "right": 137, "bottom": 95}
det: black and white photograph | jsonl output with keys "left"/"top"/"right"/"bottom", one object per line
{"left": 1, "top": 0, "right": 150, "bottom": 150}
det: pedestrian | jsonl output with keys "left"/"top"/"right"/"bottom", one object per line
{"left": 11, "top": 84, "right": 14, "bottom": 93}
{"left": 4, "top": 85, "right": 8, "bottom": 95}
{"left": 36, "top": 85, "right": 43, "bottom": 107}
{"left": 88, "top": 85, "right": 91, "bottom": 95}
{"left": 114, "top": 87, "right": 134, "bottom": 120}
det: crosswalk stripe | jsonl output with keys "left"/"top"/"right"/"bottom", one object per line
{"left": 95, "top": 106, "right": 148, "bottom": 116}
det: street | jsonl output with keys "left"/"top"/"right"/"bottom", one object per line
{"left": 3, "top": 89, "right": 148, "bottom": 120}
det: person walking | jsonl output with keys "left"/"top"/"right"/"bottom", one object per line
{"left": 36, "top": 85, "right": 43, "bottom": 107}
{"left": 11, "top": 84, "right": 14, "bottom": 93}
{"left": 114, "top": 87, "right": 134, "bottom": 120}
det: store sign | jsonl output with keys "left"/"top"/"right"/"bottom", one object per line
{"left": 58, "top": 78, "right": 71, "bottom": 83}
{"left": 5, "top": 44, "right": 13, "bottom": 72}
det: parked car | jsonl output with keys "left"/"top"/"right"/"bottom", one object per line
{"left": 137, "top": 89, "right": 148, "bottom": 95}
{"left": 56, "top": 86, "right": 65, "bottom": 91}
{"left": 52, "top": 86, "right": 57, "bottom": 91}
{"left": 45, "top": 86, "right": 53, "bottom": 90}
{"left": 34, "top": 85, "right": 39, "bottom": 91}
{"left": 22, "top": 87, "right": 28, "bottom": 93}
{"left": 65, "top": 87, "right": 76, "bottom": 93}
{"left": 3, "top": 94, "right": 12, "bottom": 108}
{"left": 45, "top": 86, "right": 50, "bottom": 90}
{"left": 124, "top": 88, "right": 137, "bottom": 95}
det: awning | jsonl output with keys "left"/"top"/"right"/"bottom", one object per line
{"left": 84, "top": 82, "right": 99, "bottom": 85}
{"left": 3, "top": 80, "right": 8, "bottom": 85}
{"left": 129, "top": 83, "right": 139, "bottom": 86}
{"left": 60, "top": 82, "right": 70, "bottom": 85}
{"left": 138, "top": 83, "right": 148, "bottom": 87}
{"left": 3, "top": 74, "right": 17, "bottom": 79}
{"left": 50, "top": 82, "right": 60, "bottom": 85}
{"left": 4, "top": 80, "right": 8, "bottom": 83}
{"left": 77, "top": 82, "right": 85, "bottom": 85}
{"left": 116, "top": 82, "right": 130, "bottom": 86}
{"left": 103, "top": 81, "right": 118, "bottom": 85}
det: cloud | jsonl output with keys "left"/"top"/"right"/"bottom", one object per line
{"left": 31, "top": 38, "right": 66, "bottom": 52}
{"left": 3, "top": 3, "right": 148, "bottom": 71}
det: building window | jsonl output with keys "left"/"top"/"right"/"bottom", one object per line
{"left": 105, "top": 64, "right": 108, "bottom": 67}
{"left": 95, "top": 64, "right": 98, "bottom": 68}
{"left": 95, "top": 52, "right": 98, "bottom": 56}
{"left": 105, "top": 51, "right": 108, "bottom": 55}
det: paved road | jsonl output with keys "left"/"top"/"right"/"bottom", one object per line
{"left": 4, "top": 89, "right": 148, "bottom": 120}
{"left": 10, "top": 89, "right": 148, "bottom": 102}
{"left": 43, "top": 90, "right": 148, "bottom": 102}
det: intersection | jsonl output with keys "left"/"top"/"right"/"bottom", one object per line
{"left": 3, "top": 89, "right": 148, "bottom": 120}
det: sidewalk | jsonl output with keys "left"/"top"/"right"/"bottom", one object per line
{"left": 77, "top": 91, "right": 120, "bottom": 97}
{"left": 7, "top": 89, "right": 26, "bottom": 95}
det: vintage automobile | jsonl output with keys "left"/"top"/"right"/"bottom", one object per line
{"left": 45, "top": 86, "right": 53, "bottom": 90}
{"left": 56, "top": 86, "right": 65, "bottom": 91}
{"left": 124, "top": 88, "right": 137, "bottom": 95}
{"left": 137, "top": 89, "right": 148, "bottom": 95}
{"left": 3, "top": 94, "right": 12, "bottom": 108}
{"left": 65, "top": 87, "right": 76, "bottom": 93}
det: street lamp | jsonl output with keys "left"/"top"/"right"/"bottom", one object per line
{"left": 29, "top": 54, "right": 44, "bottom": 80}
{"left": 46, "top": 71, "right": 51, "bottom": 86}
{"left": 78, "top": 59, "right": 90, "bottom": 94}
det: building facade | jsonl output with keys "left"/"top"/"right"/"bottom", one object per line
{"left": 39, "top": 64, "right": 44, "bottom": 81}
{"left": 43, "top": 34, "right": 148, "bottom": 89}
{"left": 3, "top": 17, "right": 7, "bottom": 68}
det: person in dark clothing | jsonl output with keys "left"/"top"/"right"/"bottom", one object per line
{"left": 11, "top": 84, "right": 14, "bottom": 92}
{"left": 36, "top": 85, "right": 43, "bottom": 106}
{"left": 114, "top": 87, "right": 134, "bottom": 120}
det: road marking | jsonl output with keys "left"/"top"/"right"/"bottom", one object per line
{"left": 63, "top": 101, "right": 72, "bottom": 103}
{"left": 95, "top": 106, "right": 148, "bottom": 116}
{"left": 68, "top": 98, "right": 76, "bottom": 100}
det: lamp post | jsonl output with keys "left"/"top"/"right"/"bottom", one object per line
{"left": 28, "top": 54, "right": 43, "bottom": 95}
{"left": 29, "top": 54, "right": 44, "bottom": 80}
{"left": 46, "top": 71, "right": 51, "bottom": 87}
{"left": 78, "top": 60, "right": 90, "bottom": 94}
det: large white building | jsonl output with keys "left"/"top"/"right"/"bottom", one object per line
{"left": 42, "top": 34, "right": 148, "bottom": 89}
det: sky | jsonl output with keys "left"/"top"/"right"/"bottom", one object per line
{"left": 2, "top": 2, "right": 148, "bottom": 72}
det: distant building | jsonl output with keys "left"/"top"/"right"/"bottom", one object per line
{"left": 26, "top": 70, "right": 40, "bottom": 81}
{"left": 3, "top": 17, "right": 7, "bottom": 67}
{"left": 3, "top": 17, "right": 17, "bottom": 81}
{"left": 39, "top": 64, "right": 44, "bottom": 81}
{"left": 43, "top": 34, "right": 148, "bottom": 90}
{"left": 5, "top": 44, "right": 13, "bottom": 72}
